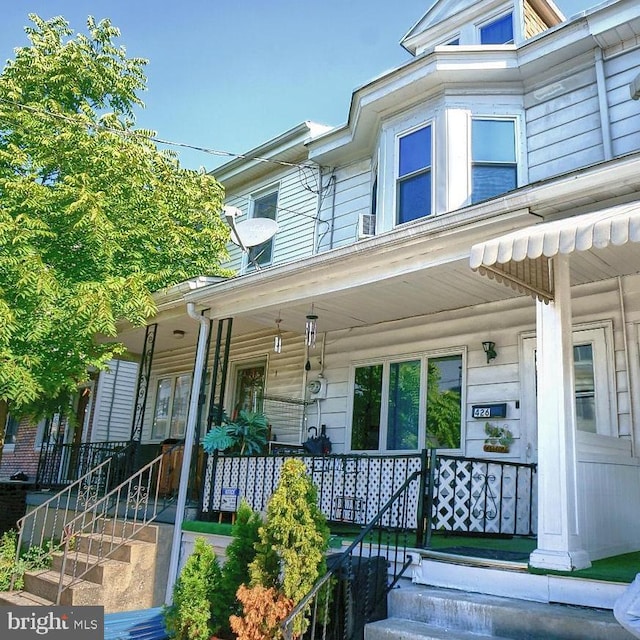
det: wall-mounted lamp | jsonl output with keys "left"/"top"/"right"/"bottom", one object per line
{"left": 173, "top": 329, "right": 186, "bottom": 339}
{"left": 482, "top": 341, "right": 497, "bottom": 364}
{"left": 305, "top": 305, "right": 318, "bottom": 348}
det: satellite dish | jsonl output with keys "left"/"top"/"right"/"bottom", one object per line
{"left": 229, "top": 218, "right": 279, "bottom": 249}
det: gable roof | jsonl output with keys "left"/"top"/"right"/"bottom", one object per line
{"left": 400, "top": 0, "right": 565, "bottom": 55}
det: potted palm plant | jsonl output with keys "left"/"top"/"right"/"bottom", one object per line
{"left": 202, "top": 410, "right": 269, "bottom": 455}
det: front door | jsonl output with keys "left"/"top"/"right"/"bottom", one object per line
{"left": 521, "top": 326, "right": 614, "bottom": 461}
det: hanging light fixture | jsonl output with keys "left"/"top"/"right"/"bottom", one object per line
{"left": 274, "top": 315, "right": 283, "bottom": 354}
{"left": 305, "top": 305, "right": 318, "bottom": 348}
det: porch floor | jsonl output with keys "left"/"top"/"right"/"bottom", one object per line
{"left": 426, "top": 532, "right": 638, "bottom": 584}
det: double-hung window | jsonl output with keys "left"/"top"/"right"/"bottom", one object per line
{"left": 480, "top": 13, "right": 514, "bottom": 44}
{"left": 397, "top": 124, "right": 432, "bottom": 224}
{"left": 248, "top": 191, "right": 278, "bottom": 267}
{"left": 471, "top": 118, "right": 517, "bottom": 204}
{"left": 151, "top": 374, "right": 191, "bottom": 440}
{"left": 350, "top": 352, "right": 463, "bottom": 452}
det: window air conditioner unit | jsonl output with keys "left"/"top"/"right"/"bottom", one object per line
{"left": 358, "top": 213, "right": 376, "bottom": 239}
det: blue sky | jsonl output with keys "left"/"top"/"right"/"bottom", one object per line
{"left": 2, "top": 0, "right": 597, "bottom": 170}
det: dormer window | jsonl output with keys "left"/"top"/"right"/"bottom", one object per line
{"left": 479, "top": 13, "right": 514, "bottom": 44}
{"left": 397, "top": 124, "right": 432, "bottom": 223}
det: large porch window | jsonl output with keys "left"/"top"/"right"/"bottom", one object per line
{"left": 350, "top": 352, "right": 463, "bottom": 452}
{"left": 151, "top": 373, "right": 191, "bottom": 440}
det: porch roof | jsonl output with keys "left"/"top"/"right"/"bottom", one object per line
{"left": 469, "top": 203, "right": 640, "bottom": 302}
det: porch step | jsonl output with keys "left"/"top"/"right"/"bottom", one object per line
{"left": 366, "top": 617, "right": 512, "bottom": 640}
{"left": 0, "top": 590, "right": 53, "bottom": 606}
{"left": 51, "top": 551, "right": 130, "bottom": 584}
{"left": 366, "top": 584, "right": 634, "bottom": 640}
{"left": 75, "top": 532, "right": 157, "bottom": 564}
{"left": 98, "top": 519, "right": 159, "bottom": 544}
{"left": 23, "top": 569, "right": 102, "bottom": 606}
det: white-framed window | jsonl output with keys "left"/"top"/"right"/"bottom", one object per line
{"left": 572, "top": 327, "right": 614, "bottom": 435}
{"left": 471, "top": 117, "right": 517, "bottom": 204}
{"left": 396, "top": 123, "right": 433, "bottom": 224}
{"left": 248, "top": 190, "right": 278, "bottom": 268}
{"left": 479, "top": 12, "right": 514, "bottom": 44}
{"left": 151, "top": 373, "right": 192, "bottom": 440}
{"left": 349, "top": 350, "right": 464, "bottom": 452}
{"left": 4, "top": 413, "right": 19, "bottom": 449}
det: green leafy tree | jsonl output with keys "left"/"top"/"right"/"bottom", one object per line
{"left": 0, "top": 15, "right": 230, "bottom": 421}
{"left": 164, "top": 537, "right": 225, "bottom": 640}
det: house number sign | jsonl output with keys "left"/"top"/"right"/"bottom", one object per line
{"left": 471, "top": 403, "right": 507, "bottom": 419}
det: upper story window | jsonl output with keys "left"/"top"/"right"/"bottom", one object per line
{"left": 349, "top": 351, "right": 463, "bottom": 452}
{"left": 471, "top": 118, "right": 517, "bottom": 204}
{"left": 397, "top": 124, "right": 432, "bottom": 224}
{"left": 248, "top": 191, "right": 278, "bottom": 267}
{"left": 480, "top": 13, "right": 514, "bottom": 44}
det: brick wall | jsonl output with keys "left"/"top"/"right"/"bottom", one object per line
{"left": 0, "top": 417, "right": 40, "bottom": 482}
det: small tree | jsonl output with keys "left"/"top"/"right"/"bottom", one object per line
{"left": 232, "top": 458, "right": 330, "bottom": 638}
{"left": 218, "top": 500, "right": 262, "bottom": 637}
{"left": 164, "top": 537, "right": 224, "bottom": 640}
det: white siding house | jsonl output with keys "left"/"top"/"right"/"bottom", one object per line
{"left": 109, "top": 0, "right": 640, "bottom": 592}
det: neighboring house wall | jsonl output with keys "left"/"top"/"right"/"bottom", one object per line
{"left": 91, "top": 359, "right": 138, "bottom": 442}
{"left": 1, "top": 418, "right": 40, "bottom": 480}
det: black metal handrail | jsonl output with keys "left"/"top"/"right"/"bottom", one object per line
{"left": 281, "top": 468, "right": 424, "bottom": 640}
{"left": 36, "top": 440, "right": 133, "bottom": 488}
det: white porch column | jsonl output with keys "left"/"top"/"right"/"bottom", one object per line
{"left": 529, "top": 254, "right": 591, "bottom": 571}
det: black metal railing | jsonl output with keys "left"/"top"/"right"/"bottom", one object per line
{"left": 281, "top": 469, "right": 423, "bottom": 640}
{"left": 201, "top": 451, "right": 426, "bottom": 527}
{"left": 36, "top": 441, "right": 133, "bottom": 489}
{"left": 428, "top": 454, "right": 538, "bottom": 541}
{"left": 13, "top": 442, "right": 181, "bottom": 603}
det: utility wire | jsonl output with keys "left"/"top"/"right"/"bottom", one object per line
{"left": 0, "top": 97, "right": 319, "bottom": 171}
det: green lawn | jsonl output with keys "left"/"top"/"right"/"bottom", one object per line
{"left": 183, "top": 520, "right": 638, "bottom": 584}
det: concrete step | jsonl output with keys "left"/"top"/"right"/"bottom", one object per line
{"left": 98, "top": 519, "right": 159, "bottom": 544}
{"left": 381, "top": 584, "right": 633, "bottom": 640}
{"left": 51, "top": 550, "right": 130, "bottom": 584}
{"left": 75, "top": 532, "right": 156, "bottom": 563}
{"left": 23, "top": 569, "right": 102, "bottom": 606}
{"left": 366, "top": 617, "right": 512, "bottom": 640}
{"left": 0, "top": 590, "right": 53, "bottom": 606}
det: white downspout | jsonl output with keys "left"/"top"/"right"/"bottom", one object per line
{"left": 165, "top": 303, "right": 210, "bottom": 604}
{"left": 618, "top": 276, "right": 636, "bottom": 456}
{"left": 595, "top": 47, "right": 613, "bottom": 161}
